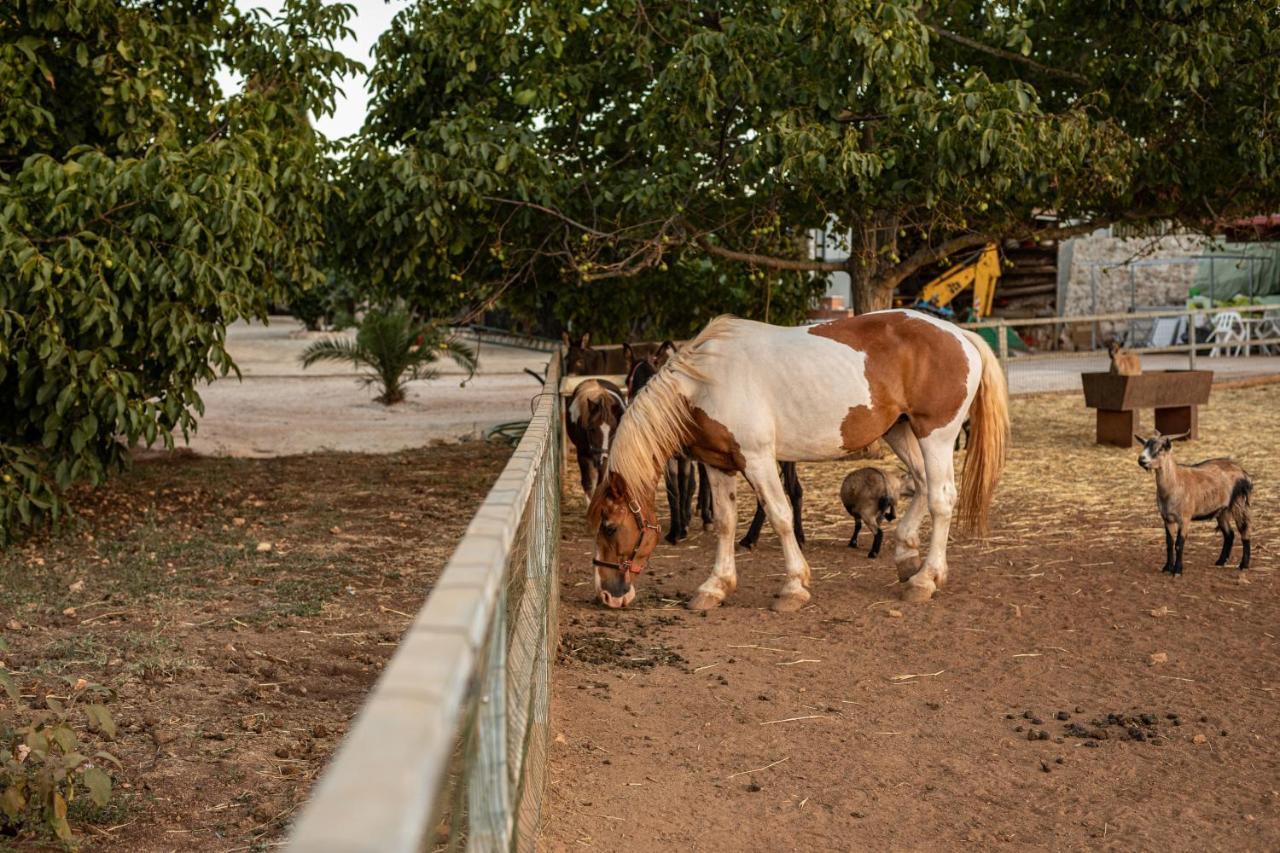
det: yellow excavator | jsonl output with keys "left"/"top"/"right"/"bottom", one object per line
{"left": 909, "top": 243, "right": 1001, "bottom": 321}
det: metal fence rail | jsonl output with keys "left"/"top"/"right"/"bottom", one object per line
{"left": 287, "top": 354, "right": 561, "bottom": 853}
{"left": 961, "top": 305, "right": 1280, "bottom": 394}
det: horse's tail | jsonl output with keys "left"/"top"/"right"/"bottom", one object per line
{"left": 956, "top": 330, "right": 1010, "bottom": 537}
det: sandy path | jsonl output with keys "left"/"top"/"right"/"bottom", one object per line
{"left": 185, "top": 318, "right": 551, "bottom": 457}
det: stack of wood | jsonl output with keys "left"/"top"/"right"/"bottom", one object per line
{"left": 993, "top": 240, "right": 1058, "bottom": 318}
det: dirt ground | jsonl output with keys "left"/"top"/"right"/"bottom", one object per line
{"left": 544, "top": 383, "right": 1280, "bottom": 851}
{"left": 0, "top": 442, "right": 510, "bottom": 851}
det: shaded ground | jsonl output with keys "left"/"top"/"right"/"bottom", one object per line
{"left": 0, "top": 442, "right": 509, "bottom": 850}
{"left": 544, "top": 383, "right": 1280, "bottom": 851}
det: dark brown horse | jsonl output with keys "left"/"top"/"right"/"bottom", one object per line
{"left": 565, "top": 379, "right": 626, "bottom": 496}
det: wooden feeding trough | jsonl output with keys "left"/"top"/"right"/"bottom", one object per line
{"left": 1081, "top": 370, "right": 1213, "bottom": 447}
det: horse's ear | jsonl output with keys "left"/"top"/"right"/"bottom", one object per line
{"left": 562, "top": 331, "right": 571, "bottom": 347}
{"left": 622, "top": 342, "right": 634, "bottom": 369}
{"left": 581, "top": 333, "right": 591, "bottom": 349}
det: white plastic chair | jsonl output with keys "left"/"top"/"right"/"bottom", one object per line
{"left": 1207, "top": 310, "right": 1247, "bottom": 357}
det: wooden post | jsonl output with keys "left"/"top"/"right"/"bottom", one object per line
{"left": 1188, "top": 321, "right": 1197, "bottom": 370}
{"left": 996, "top": 319, "right": 1009, "bottom": 375}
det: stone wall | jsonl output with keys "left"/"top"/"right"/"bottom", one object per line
{"left": 1062, "top": 230, "right": 1215, "bottom": 316}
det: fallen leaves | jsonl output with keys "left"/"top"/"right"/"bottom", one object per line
{"left": 1149, "top": 652, "right": 1169, "bottom": 666}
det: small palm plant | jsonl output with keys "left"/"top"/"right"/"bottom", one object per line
{"left": 299, "top": 307, "right": 477, "bottom": 405}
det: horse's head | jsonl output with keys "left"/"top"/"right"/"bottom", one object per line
{"left": 563, "top": 332, "right": 595, "bottom": 375}
{"left": 587, "top": 472, "right": 659, "bottom": 609}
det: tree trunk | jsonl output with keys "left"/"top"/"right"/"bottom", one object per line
{"left": 849, "top": 214, "right": 898, "bottom": 314}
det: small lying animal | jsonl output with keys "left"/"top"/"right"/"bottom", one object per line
{"left": 1137, "top": 431, "right": 1252, "bottom": 574}
{"left": 1107, "top": 339, "right": 1141, "bottom": 375}
{"left": 840, "top": 467, "right": 908, "bottom": 558}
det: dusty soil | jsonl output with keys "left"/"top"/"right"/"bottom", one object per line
{"left": 0, "top": 441, "right": 509, "bottom": 851}
{"left": 544, "top": 383, "right": 1280, "bottom": 851}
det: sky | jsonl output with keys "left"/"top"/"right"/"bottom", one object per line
{"left": 218, "top": 0, "right": 412, "bottom": 140}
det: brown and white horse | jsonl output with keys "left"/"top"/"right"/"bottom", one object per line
{"left": 566, "top": 379, "right": 626, "bottom": 496}
{"left": 588, "top": 309, "right": 1009, "bottom": 610}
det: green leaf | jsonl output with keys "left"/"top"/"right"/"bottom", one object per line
{"left": 84, "top": 767, "right": 112, "bottom": 807}
{"left": 86, "top": 704, "right": 117, "bottom": 738}
{"left": 0, "top": 669, "right": 18, "bottom": 702}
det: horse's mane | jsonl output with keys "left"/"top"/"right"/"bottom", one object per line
{"left": 570, "top": 379, "right": 625, "bottom": 424}
{"left": 607, "top": 316, "right": 741, "bottom": 494}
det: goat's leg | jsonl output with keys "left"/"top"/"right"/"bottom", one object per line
{"left": 848, "top": 516, "right": 862, "bottom": 549}
{"left": 1160, "top": 522, "right": 1176, "bottom": 573}
{"left": 1237, "top": 514, "right": 1251, "bottom": 570}
{"left": 782, "top": 462, "right": 805, "bottom": 549}
{"left": 868, "top": 524, "right": 885, "bottom": 559}
{"left": 738, "top": 502, "right": 767, "bottom": 550}
{"left": 1214, "top": 513, "right": 1235, "bottom": 566}
{"left": 1172, "top": 523, "right": 1186, "bottom": 576}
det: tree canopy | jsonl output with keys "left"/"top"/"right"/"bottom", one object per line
{"left": 0, "top": 0, "right": 360, "bottom": 542}
{"left": 346, "top": 0, "right": 1280, "bottom": 319}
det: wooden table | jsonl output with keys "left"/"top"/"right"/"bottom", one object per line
{"left": 1080, "top": 370, "right": 1214, "bottom": 447}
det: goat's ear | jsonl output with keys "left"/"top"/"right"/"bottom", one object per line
{"left": 1133, "top": 433, "right": 1145, "bottom": 444}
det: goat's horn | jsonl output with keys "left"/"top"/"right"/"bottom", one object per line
{"left": 1133, "top": 433, "right": 1146, "bottom": 443}
{"left": 1167, "top": 431, "right": 1191, "bottom": 441}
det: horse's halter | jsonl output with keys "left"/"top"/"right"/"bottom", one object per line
{"left": 592, "top": 498, "right": 660, "bottom": 576}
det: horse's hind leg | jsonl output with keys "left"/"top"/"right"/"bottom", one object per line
{"left": 742, "top": 457, "right": 811, "bottom": 612}
{"left": 679, "top": 456, "right": 696, "bottom": 531}
{"left": 688, "top": 467, "right": 739, "bottom": 610}
{"left": 881, "top": 421, "right": 928, "bottom": 583}
{"left": 738, "top": 503, "right": 767, "bottom": 549}
{"left": 906, "top": 427, "right": 961, "bottom": 602}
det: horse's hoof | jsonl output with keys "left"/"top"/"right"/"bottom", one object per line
{"left": 771, "top": 590, "right": 810, "bottom": 613}
{"left": 736, "top": 540, "right": 754, "bottom": 551}
{"left": 895, "top": 557, "right": 922, "bottom": 583}
{"left": 900, "top": 581, "right": 935, "bottom": 603}
{"left": 687, "top": 591, "right": 723, "bottom": 611}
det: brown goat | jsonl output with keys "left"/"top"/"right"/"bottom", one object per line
{"left": 840, "top": 467, "right": 908, "bottom": 558}
{"left": 1107, "top": 339, "right": 1141, "bottom": 376}
{"left": 1136, "top": 431, "right": 1252, "bottom": 574}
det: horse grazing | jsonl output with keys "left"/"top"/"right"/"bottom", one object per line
{"left": 588, "top": 310, "right": 1009, "bottom": 611}
{"left": 566, "top": 379, "right": 626, "bottom": 496}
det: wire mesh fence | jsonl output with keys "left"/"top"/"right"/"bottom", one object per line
{"left": 963, "top": 305, "right": 1280, "bottom": 394}
{"left": 287, "top": 354, "right": 561, "bottom": 853}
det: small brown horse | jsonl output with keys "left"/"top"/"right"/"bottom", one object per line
{"left": 566, "top": 379, "right": 626, "bottom": 496}
{"left": 589, "top": 310, "right": 1008, "bottom": 610}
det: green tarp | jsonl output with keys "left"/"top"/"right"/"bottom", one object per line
{"left": 1193, "top": 242, "right": 1280, "bottom": 301}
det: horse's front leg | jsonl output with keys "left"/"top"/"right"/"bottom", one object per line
{"left": 881, "top": 421, "right": 928, "bottom": 583}
{"left": 663, "top": 456, "right": 684, "bottom": 543}
{"left": 576, "top": 451, "right": 594, "bottom": 497}
{"left": 905, "top": 429, "right": 961, "bottom": 602}
{"left": 687, "top": 467, "right": 738, "bottom": 610}
{"left": 743, "top": 457, "right": 811, "bottom": 612}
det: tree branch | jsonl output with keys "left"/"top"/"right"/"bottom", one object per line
{"left": 923, "top": 22, "right": 1090, "bottom": 86}
{"left": 694, "top": 233, "right": 848, "bottom": 273}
